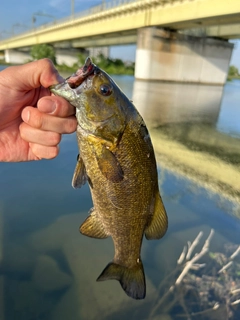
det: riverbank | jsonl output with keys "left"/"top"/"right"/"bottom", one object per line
{"left": 0, "top": 59, "right": 135, "bottom": 76}
{"left": 57, "top": 64, "right": 134, "bottom": 76}
{"left": 56, "top": 57, "right": 134, "bottom": 75}
{"left": 227, "top": 75, "right": 240, "bottom": 81}
{"left": 0, "top": 60, "right": 16, "bottom": 66}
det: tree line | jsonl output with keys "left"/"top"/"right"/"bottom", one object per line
{"left": 30, "top": 44, "right": 134, "bottom": 75}
{"left": 228, "top": 65, "right": 240, "bottom": 80}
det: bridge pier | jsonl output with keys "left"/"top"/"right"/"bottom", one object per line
{"left": 135, "top": 27, "right": 233, "bottom": 85}
{"left": 3, "top": 47, "right": 109, "bottom": 66}
{"left": 4, "top": 49, "right": 31, "bottom": 64}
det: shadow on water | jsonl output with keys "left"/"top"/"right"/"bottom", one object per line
{"left": 0, "top": 70, "right": 240, "bottom": 319}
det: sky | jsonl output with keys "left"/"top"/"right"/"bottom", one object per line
{"left": 0, "top": 0, "right": 239, "bottom": 67}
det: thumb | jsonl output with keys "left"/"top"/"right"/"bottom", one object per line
{"left": 3, "top": 59, "right": 64, "bottom": 91}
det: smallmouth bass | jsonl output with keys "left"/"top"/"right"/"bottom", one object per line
{"left": 50, "top": 57, "right": 168, "bottom": 299}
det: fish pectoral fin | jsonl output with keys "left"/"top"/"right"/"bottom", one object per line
{"left": 79, "top": 208, "right": 109, "bottom": 239}
{"left": 97, "top": 261, "right": 146, "bottom": 300}
{"left": 96, "top": 147, "right": 124, "bottom": 183}
{"left": 72, "top": 155, "right": 87, "bottom": 189}
{"left": 145, "top": 192, "right": 168, "bottom": 240}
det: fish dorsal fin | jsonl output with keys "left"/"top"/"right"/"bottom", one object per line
{"left": 96, "top": 147, "right": 124, "bottom": 183}
{"left": 72, "top": 155, "right": 87, "bottom": 189}
{"left": 145, "top": 192, "right": 168, "bottom": 240}
{"left": 80, "top": 208, "right": 109, "bottom": 239}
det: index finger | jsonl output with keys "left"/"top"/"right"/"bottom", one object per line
{"left": 38, "top": 95, "right": 76, "bottom": 118}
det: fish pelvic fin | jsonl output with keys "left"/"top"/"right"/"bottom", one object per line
{"left": 72, "top": 155, "right": 87, "bottom": 189}
{"left": 145, "top": 192, "right": 168, "bottom": 240}
{"left": 97, "top": 261, "right": 146, "bottom": 300}
{"left": 80, "top": 208, "right": 109, "bottom": 239}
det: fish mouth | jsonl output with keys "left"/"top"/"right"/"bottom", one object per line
{"left": 50, "top": 57, "right": 97, "bottom": 100}
{"left": 67, "top": 57, "right": 95, "bottom": 89}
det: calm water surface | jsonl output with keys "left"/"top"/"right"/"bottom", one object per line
{"left": 1, "top": 64, "right": 240, "bottom": 319}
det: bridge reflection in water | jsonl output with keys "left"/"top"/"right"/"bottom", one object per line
{"left": 133, "top": 80, "right": 240, "bottom": 214}
{"left": 133, "top": 80, "right": 223, "bottom": 126}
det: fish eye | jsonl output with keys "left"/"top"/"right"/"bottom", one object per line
{"left": 99, "top": 84, "right": 112, "bottom": 96}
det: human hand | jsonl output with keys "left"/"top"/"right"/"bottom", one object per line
{"left": 0, "top": 59, "right": 77, "bottom": 162}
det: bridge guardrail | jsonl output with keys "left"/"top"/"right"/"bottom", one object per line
{"left": 0, "top": 0, "right": 175, "bottom": 42}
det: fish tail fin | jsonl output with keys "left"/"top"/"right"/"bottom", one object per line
{"left": 96, "top": 261, "right": 146, "bottom": 300}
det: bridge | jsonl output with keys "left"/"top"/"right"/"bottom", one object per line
{"left": 1, "top": 0, "right": 240, "bottom": 85}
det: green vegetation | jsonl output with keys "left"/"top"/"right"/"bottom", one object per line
{"left": 30, "top": 44, "right": 57, "bottom": 65}
{"left": 0, "top": 60, "right": 12, "bottom": 66}
{"left": 93, "top": 53, "right": 134, "bottom": 75}
{"left": 228, "top": 64, "right": 240, "bottom": 80}
{"left": 29, "top": 44, "right": 134, "bottom": 75}
{"left": 57, "top": 53, "right": 134, "bottom": 75}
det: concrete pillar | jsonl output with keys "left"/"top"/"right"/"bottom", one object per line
{"left": 4, "top": 48, "right": 82, "bottom": 66}
{"left": 135, "top": 27, "right": 233, "bottom": 85}
{"left": 87, "top": 46, "right": 109, "bottom": 59}
{"left": 55, "top": 49, "right": 79, "bottom": 66}
{"left": 4, "top": 49, "right": 31, "bottom": 64}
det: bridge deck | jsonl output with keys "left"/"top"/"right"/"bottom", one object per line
{"left": 0, "top": 0, "right": 240, "bottom": 50}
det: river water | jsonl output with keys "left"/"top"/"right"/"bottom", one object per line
{"left": 0, "top": 65, "right": 240, "bottom": 320}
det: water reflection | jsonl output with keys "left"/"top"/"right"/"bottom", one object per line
{"left": 132, "top": 80, "right": 223, "bottom": 126}
{"left": 217, "top": 80, "right": 240, "bottom": 137}
{"left": 133, "top": 79, "right": 240, "bottom": 213}
{"left": 0, "top": 70, "right": 240, "bottom": 319}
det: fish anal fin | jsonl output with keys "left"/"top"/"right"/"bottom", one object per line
{"left": 72, "top": 155, "right": 87, "bottom": 189}
{"left": 97, "top": 261, "right": 146, "bottom": 300}
{"left": 145, "top": 192, "right": 168, "bottom": 240}
{"left": 80, "top": 208, "right": 109, "bottom": 239}
{"left": 96, "top": 147, "right": 124, "bottom": 183}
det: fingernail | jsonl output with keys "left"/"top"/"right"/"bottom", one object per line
{"left": 56, "top": 74, "right": 65, "bottom": 83}
{"left": 38, "top": 98, "right": 56, "bottom": 114}
{"left": 22, "top": 110, "right": 30, "bottom": 123}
